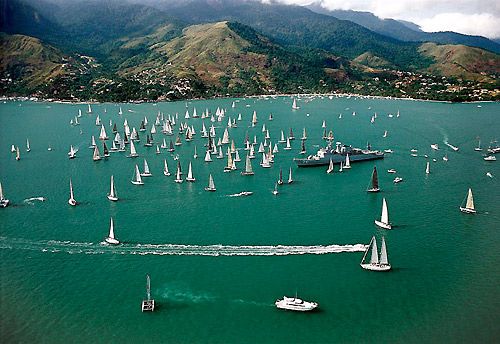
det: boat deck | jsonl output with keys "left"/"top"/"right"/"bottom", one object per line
{"left": 141, "top": 300, "right": 155, "bottom": 312}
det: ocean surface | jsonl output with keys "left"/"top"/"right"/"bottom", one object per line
{"left": 0, "top": 96, "right": 499, "bottom": 343}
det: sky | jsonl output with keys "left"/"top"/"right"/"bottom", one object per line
{"left": 272, "top": 0, "right": 500, "bottom": 39}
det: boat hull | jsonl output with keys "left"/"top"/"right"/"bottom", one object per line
{"left": 375, "top": 220, "right": 392, "bottom": 230}
{"left": 360, "top": 263, "right": 391, "bottom": 271}
{"left": 107, "top": 195, "right": 118, "bottom": 202}
{"left": 460, "top": 207, "right": 476, "bottom": 214}
{"left": 295, "top": 152, "right": 383, "bottom": 167}
{"left": 105, "top": 237, "right": 120, "bottom": 245}
{"left": 68, "top": 198, "right": 77, "bottom": 206}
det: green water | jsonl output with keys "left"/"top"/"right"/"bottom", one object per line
{"left": 0, "top": 96, "right": 499, "bottom": 343}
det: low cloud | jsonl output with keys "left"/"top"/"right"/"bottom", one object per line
{"left": 418, "top": 13, "right": 500, "bottom": 38}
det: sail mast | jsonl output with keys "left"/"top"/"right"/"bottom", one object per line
{"left": 370, "top": 237, "right": 379, "bottom": 264}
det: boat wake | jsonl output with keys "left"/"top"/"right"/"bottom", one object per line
{"left": 0, "top": 237, "right": 366, "bottom": 256}
{"left": 23, "top": 196, "right": 46, "bottom": 204}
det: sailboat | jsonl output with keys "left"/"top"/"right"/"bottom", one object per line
{"left": 68, "top": 179, "right": 77, "bottom": 206}
{"left": 460, "top": 188, "right": 476, "bottom": 214}
{"left": 204, "top": 150, "right": 212, "bottom": 162}
{"left": 163, "top": 159, "right": 171, "bottom": 176}
{"left": 474, "top": 138, "right": 482, "bottom": 151}
{"left": 326, "top": 158, "right": 334, "bottom": 174}
{"left": 89, "top": 135, "right": 96, "bottom": 148}
{"left": 272, "top": 182, "right": 279, "bottom": 195}
{"left": 205, "top": 174, "right": 216, "bottom": 191}
{"left": 360, "top": 236, "right": 391, "bottom": 271}
{"left": 68, "top": 145, "right": 76, "bottom": 159}
{"left": 367, "top": 166, "right": 380, "bottom": 192}
{"left": 235, "top": 146, "right": 249, "bottom": 170}
{"left": 287, "top": 167, "right": 294, "bottom": 184}
{"left": 425, "top": 161, "right": 430, "bottom": 174}
{"left": 128, "top": 140, "right": 138, "bottom": 158}
{"left": 277, "top": 168, "right": 284, "bottom": 185}
{"left": 174, "top": 161, "right": 183, "bottom": 183}
{"left": 105, "top": 217, "right": 120, "bottom": 245}
{"left": 374, "top": 198, "right": 392, "bottom": 229}
{"left": 141, "top": 274, "right": 155, "bottom": 312}
{"left": 193, "top": 146, "right": 198, "bottom": 159}
{"left": 26, "top": 138, "right": 30, "bottom": 152}
{"left": 131, "top": 165, "right": 144, "bottom": 185}
{"left": 224, "top": 149, "right": 233, "bottom": 172}
{"left": 292, "top": 98, "right": 299, "bottom": 110}
{"left": 141, "top": 159, "right": 152, "bottom": 177}
{"left": 15, "top": 146, "right": 20, "bottom": 160}
{"left": 339, "top": 161, "right": 344, "bottom": 173}
{"left": 186, "top": 162, "right": 196, "bottom": 182}
{"left": 284, "top": 137, "right": 292, "bottom": 150}
{"left": 92, "top": 145, "right": 101, "bottom": 161}
{"left": 343, "top": 153, "right": 351, "bottom": 169}
{"left": 107, "top": 175, "right": 118, "bottom": 201}
{"left": 0, "top": 182, "right": 10, "bottom": 208}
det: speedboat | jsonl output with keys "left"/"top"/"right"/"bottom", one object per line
{"left": 275, "top": 296, "right": 318, "bottom": 312}
{"left": 387, "top": 169, "right": 396, "bottom": 173}
{"left": 484, "top": 155, "right": 496, "bottom": 161}
{"left": 393, "top": 177, "right": 403, "bottom": 183}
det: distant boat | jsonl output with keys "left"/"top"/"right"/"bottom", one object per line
{"left": 367, "top": 166, "right": 380, "bottom": 192}
{"left": 128, "top": 140, "right": 138, "bottom": 158}
{"left": 291, "top": 98, "right": 299, "bottom": 110}
{"left": 68, "top": 179, "right": 77, "bottom": 206}
{"left": 339, "top": 161, "right": 343, "bottom": 173}
{"left": 141, "top": 159, "right": 152, "bottom": 177}
{"left": 486, "top": 172, "right": 493, "bottom": 178}
{"left": 26, "top": 138, "right": 30, "bottom": 152}
{"left": 204, "top": 150, "right": 212, "bottom": 162}
{"left": 224, "top": 149, "right": 233, "bottom": 173}
{"left": 383, "top": 130, "right": 387, "bottom": 138}
{"left": 205, "top": 174, "right": 216, "bottom": 191}
{"left": 241, "top": 154, "right": 254, "bottom": 176}
{"left": 89, "top": 135, "right": 96, "bottom": 148}
{"left": 186, "top": 161, "right": 196, "bottom": 182}
{"left": 474, "top": 138, "right": 482, "bottom": 151}
{"left": 174, "top": 161, "right": 183, "bottom": 183}
{"left": 275, "top": 295, "right": 318, "bottom": 312}
{"left": 15, "top": 146, "right": 20, "bottom": 161}
{"left": 430, "top": 143, "right": 439, "bottom": 150}
{"left": 0, "top": 182, "right": 10, "bottom": 208}
{"left": 326, "top": 158, "right": 334, "bottom": 174}
{"left": 277, "top": 168, "right": 284, "bottom": 185}
{"left": 375, "top": 198, "right": 392, "bottom": 230}
{"left": 131, "top": 165, "right": 144, "bottom": 185}
{"left": 105, "top": 217, "right": 119, "bottom": 245}
{"left": 284, "top": 137, "right": 292, "bottom": 150}
{"left": 163, "top": 159, "right": 171, "bottom": 176}
{"left": 425, "top": 161, "right": 430, "bottom": 174}
{"left": 460, "top": 188, "right": 476, "bottom": 214}
{"left": 343, "top": 153, "right": 351, "bottom": 169}
{"left": 93, "top": 145, "right": 101, "bottom": 161}
{"left": 360, "top": 236, "right": 391, "bottom": 271}
{"left": 444, "top": 141, "right": 459, "bottom": 151}
{"left": 141, "top": 274, "right": 155, "bottom": 312}
{"left": 10, "top": 144, "right": 16, "bottom": 153}
{"left": 193, "top": 146, "right": 198, "bottom": 159}
{"left": 393, "top": 177, "right": 403, "bottom": 183}
{"left": 483, "top": 155, "right": 496, "bottom": 161}
{"left": 287, "top": 167, "right": 294, "bottom": 184}
{"left": 387, "top": 169, "right": 396, "bottom": 174}
{"left": 107, "top": 175, "right": 118, "bottom": 201}
{"left": 272, "top": 182, "right": 279, "bottom": 195}
{"left": 68, "top": 145, "right": 77, "bottom": 159}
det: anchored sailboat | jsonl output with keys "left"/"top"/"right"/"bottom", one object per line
{"left": 344, "top": 154, "right": 351, "bottom": 169}
{"left": 174, "top": 161, "right": 183, "bottom": 183}
{"left": 326, "top": 158, "right": 334, "bottom": 174}
{"left": 107, "top": 175, "right": 118, "bottom": 201}
{"left": 460, "top": 188, "right": 476, "bottom": 214}
{"left": 68, "top": 179, "right": 77, "bottom": 206}
{"left": 105, "top": 217, "right": 119, "bottom": 245}
{"left": 141, "top": 274, "right": 155, "bottom": 312}
{"left": 360, "top": 236, "right": 391, "bottom": 271}
{"left": 367, "top": 166, "right": 380, "bottom": 192}
{"left": 141, "top": 159, "right": 152, "bottom": 177}
{"left": 375, "top": 198, "right": 392, "bottom": 229}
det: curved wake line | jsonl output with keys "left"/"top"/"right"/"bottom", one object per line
{"left": 0, "top": 237, "right": 366, "bottom": 256}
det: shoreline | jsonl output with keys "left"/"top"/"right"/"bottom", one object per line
{"left": 1, "top": 92, "right": 498, "bottom": 105}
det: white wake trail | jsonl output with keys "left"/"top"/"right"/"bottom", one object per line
{"left": 0, "top": 237, "right": 366, "bottom": 256}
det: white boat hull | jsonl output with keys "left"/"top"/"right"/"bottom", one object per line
{"left": 105, "top": 237, "right": 120, "bottom": 245}
{"left": 107, "top": 195, "right": 118, "bottom": 202}
{"left": 68, "top": 198, "right": 77, "bottom": 206}
{"left": 360, "top": 263, "right": 391, "bottom": 271}
{"left": 131, "top": 181, "right": 144, "bottom": 185}
{"left": 275, "top": 297, "right": 318, "bottom": 312}
{"left": 374, "top": 220, "right": 392, "bottom": 230}
{"left": 460, "top": 207, "right": 476, "bottom": 214}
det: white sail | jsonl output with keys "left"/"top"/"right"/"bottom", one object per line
{"left": 93, "top": 145, "right": 101, "bottom": 161}
{"left": 425, "top": 161, "right": 430, "bottom": 174}
{"left": 205, "top": 174, "right": 216, "bottom": 191}
{"left": 163, "top": 159, "right": 171, "bottom": 176}
{"left": 381, "top": 198, "right": 389, "bottom": 224}
{"left": 252, "top": 110, "right": 257, "bottom": 126}
{"left": 69, "top": 179, "right": 75, "bottom": 201}
{"left": 380, "top": 237, "right": 389, "bottom": 265}
{"left": 370, "top": 237, "right": 379, "bottom": 264}
{"left": 327, "top": 158, "right": 334, "bottom": 174}
{"left": 99, "top": 124, "right": 108, "bottom": 140}
{"left": 204, "top": 150, "right": 212, "bottom": 162}
{"left": 222, "top": 128, "right": 230, "bottom": 144}
{"left": 466, "top": 188, "right": 474, "bottom": 210}
{"left": 0, "top": 182, "right": 4, "bottom": 200}
{"left": 132, "top": 165, "right": 143, "bottom": 185}
{"left": 292, "top": 98, "right": 299, "bottom": 110}
{"left": 26, "top": 138, "right": 30, "bottom": 152}
{"left": 284, "top": 137, "right": 291, "bottom": 150}
{"left": 288, "top": 167, "right": 293, "bottom": 184}
{"left": 175, "top": 162, "right": 183, "bottom": 183}
{"left": 108, "top": 175, "right": 118, "bottom": 201}
{"left": 142, "top": 159, "right": 151, "bottom": 176}
{"left": 129, "top": 140, "right": 138, "bottom": 157}
{"left": 186, "top": 162, "right": 195, "bottom": 182}
{"left": 344, "top": 154, "right": 351, "bottom": 169}
{"left": 279, "top": 130, "right": 285, "bottom": 143}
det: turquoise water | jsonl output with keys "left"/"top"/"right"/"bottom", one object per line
{"left": 0, "top": 96, "right": 499, "bottom": 343}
